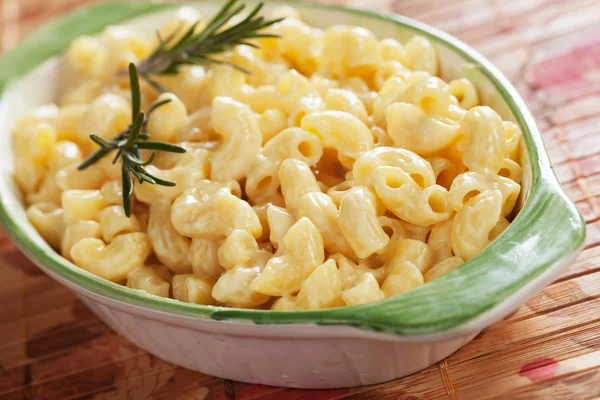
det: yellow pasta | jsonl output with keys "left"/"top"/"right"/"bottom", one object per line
{"left": 147, "top": 201, "right": 192, "bottom": 273}
{"left": 61, "top": 220, "right": 102, "bottom": 261}
{"left": 342, "top": 272, "right": 385, "bottom": 306}
{"left": 14, "top": 6, "right": 524, "bottom": 309}
{"left": 99, "top": 205, "right": 141, "bottom": 243}
{"left": 452, "top": 190, "right": 503, "bottom": 261}
{"left": 296, "top": 259, "right": 343, "bottom": 310}
{"left": 339, "top": 186, "right": 389, "bottom": 258}
{"left": 127, "top": 265, "right": 171, "bottom": 298}
{"left": 461, "top": 106, "right": 506, "bottom": 175}
{"left": 71, "top": 233, "right": 152, "bottom": 282}
{"left": 27, "top": 202, "right": 65, "bottom": 249}
{"left": 173, "top": 274, "right": 217, "bottom": 305}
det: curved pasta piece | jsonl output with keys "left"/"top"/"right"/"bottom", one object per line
{"left": 257, "top": 108, "right": 288, "bottom": 143}
{"left": 263, "top": 127, "right": 324, "bottom": 165}
{"left": 373, "top": 60, "right": 412, "bottom": 91}
{"left": 56, "top": 162, "right": 108, "bottom": 191}
{"left": 449, "top": 78, "right": 479, "bottom": 109}
{"left": 251, "top": 217, "right": 324, "bottom": 296}
{"left": 71, "top": 232, "right": 152, "bottom": 282}
{"left": 261, "top": 18, "right": 323, "bottom": 76}
{"left": 213, "top": 266, "right": 271, "bottom": 308}
{"left": 338, "top": 186, "right": 389, "bottom": 258}
{"left": 146, "top": 92, "right": 188, "bottom": 143}
{"left": 218, "top": 229, "right": 259, "bottom": 270}
{"left": 498, "top": 158, "right": 523, "bottom": 184}
{"left": 61, "top": 220, "right": 101, "bottom": 261}
{"left": 99, "top": 205, "right": 141, "bottom": 243}
{"left": 404, "top": 35, "right": 439, "bottom": 76}
{"left": 373, "top": 166, "right": 452, "bottom": 227}
{"left": 301, "top": 111, "right": 373, "bottom": 168}
{"left": 449, "top": 171, "right": 521, "bottom": 216}
{"left": 296, "top": 192, "right": 354, "bottom": 258}
{"left": 381, "top": 260, "right": 424, "bottom": 297}
{"left": 190, "top": 238, "right": 223, "bottom": 279}
{"left": 276, "top": 69, "right": 322, "bottom": 115}
{"left": 267, "top": 205, "right": 296, "bottom": 250}
{"left": 321, "top": 25, "right": 381, "bottom": 78}
{"left": 411, "top": 76, "right": 456, "bottom": 116}
{"left": 372, "top": 77, "right": 408, "bottom": 126}
{"left": 246, "top": 128, "right": 323, "bottom": 205}
{"left": 327, "top": 179, "right": 355, "bottom": 207}
{"left": 211, "top": 97, "right": 262, "bottom": 181}
{"left": 62, "top": 189, "right": 103, "bottom": 224}
{"left": 14, "top": 122, "right": 57, "bottom": 194}
{"left": 135, "top": 148, "right": 211, "bottom": 204}
{"left": 77, "top": 94, "right": 130, "bottom": 144}
{"left": 295, "top": 259, "right": 343, "bottom": 310}
{"left": 387, "top": 102, "right": 460, "bottom": 155}
{"left": 245, "top": 154, "right": 281, "bottom": 205}
{"left": 148, "top": 201, "right": 192, "bottom": 273}
{"left": 380, "top": 38, "right": 409, "bottom": 64}
{"left": 452, "top": 190, "right": 503, "bottom": 261}
{"left": 341, "top": 272, "right": 385, "bottom": 306}
{"left": 425, "top": 155, "right": 465, "bottom": 190}
{"left": 103, "top": 26, "right": 151, "bottom": 71}
{"left": 386, "top": 238, "right": 434, "bottom": 275}
{"left": 504, "top": 121, "right": 522, "bottom": 162}
{"left": 461, "top": 106, "right": 506, "bottom": 174}
{"left": 374, "top": 216, "right": 407, "bottom": 261}
{"left": 171, "top": 187, "right": 261, "bottom": 239}
{"left": 26, "top": 202, "right": 65, "bottom": 250}
{"left": 353, "top": 146, "right": 435, "bottom": 188}
{"left": 127, "top": 265, "right": 171, "bottom": 298}
{"left": 324, "top": 89, "right": 368, "bottom": 123}
{"left": 173, "top": 274, "right": 217, "bottom": 305}
{"left": 427, "top": 216, "right": 455, "bottom": 265}
{"left": 67, "top": 36, "right": 107, "bottom": 76}
{"left": 170, "top": 180, "right": 243, "bottom": 235}
{"left": 209, "top": 65, "right": 250, "bottom": 100}
{"left": 280, "top": 216, "right": 324, "bottom": 264}
{"left": 424, "top": 256, "right": 464, "bottom": 282}
{"left": 489, "top": 216, "right": 510, "bottom": 241}
{"left": 279, "top": 159, "right": 321, "bottom": 211}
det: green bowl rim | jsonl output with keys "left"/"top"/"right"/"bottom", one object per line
{"left": 0, "top": 0, "right": 586, "bottom": 335}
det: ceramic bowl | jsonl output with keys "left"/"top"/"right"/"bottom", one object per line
{"left": 0, "top": 1, "right": 586, "bottom": 389}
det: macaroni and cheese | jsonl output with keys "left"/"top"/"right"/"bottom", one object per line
{"left": 13, "top": 6, "right": 523, "bottom": 310}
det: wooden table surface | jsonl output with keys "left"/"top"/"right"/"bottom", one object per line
{"left": 2, "top": 0, "right": 600, "bottom": 399}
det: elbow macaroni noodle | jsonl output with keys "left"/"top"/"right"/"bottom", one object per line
{"left": 14, "top": 6, "right": 523, "bottom": 310}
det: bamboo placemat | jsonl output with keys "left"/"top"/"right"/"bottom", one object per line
{"left": 1, "top": 0, "right": 600, "bottom": 399}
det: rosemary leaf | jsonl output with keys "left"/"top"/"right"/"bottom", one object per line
{"left": 146, "top": 98, "right": 172, "bottom": 116}
{"left": 129, "top": 63, "right": 141, "bottom": 122}
{"left": 77, "top": 63, "right": 186, "bottom": 216}
{"left": 124, "top": 113, "right": 145, "bottom": 148}
{"left": 135, "top": 0, "right": 283, "bottom": 77}
{"left": 136, "top": 141, "right": 187, "bottom": 153}
{"left": 78, "top": 149, "right": 110, "bottom": 170}
{"left": 121, "top": 163, "right": 134, "bottom": 217}
{"left": 89, "top": 134, "right": 116, "bottom": 150}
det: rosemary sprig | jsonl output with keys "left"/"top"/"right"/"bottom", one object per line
{"left": 136, "top": 0, "right": 283, "bottom": 77}
{"left": 78, "top": 2, "right": 282, "bottom": 216}
{"left": 78, "top": 63, "right": 186, "bottom": 217}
